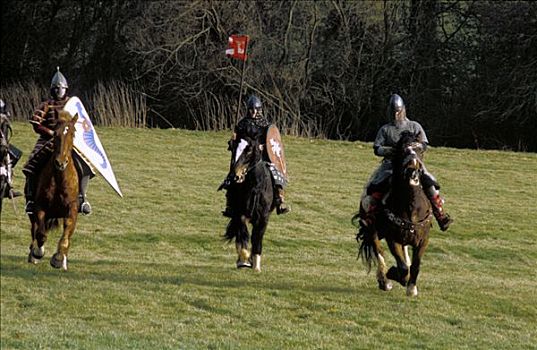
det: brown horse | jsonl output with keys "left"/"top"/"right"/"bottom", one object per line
{"left": 28, "top": 111, "right": 79, "bottom": 270}
{"left": 356, "top": 131, "right": 433, "bottom": 296}
{"left": 224, "top": 135, "right": 275, "bottom": 272}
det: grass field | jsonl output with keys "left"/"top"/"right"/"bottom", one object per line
{"left": 1, "top": 121, "right": 536, "bottom": 349}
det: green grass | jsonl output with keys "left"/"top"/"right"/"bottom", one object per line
{"left": 1, "top": 121, "right": 536, "bottom": 349}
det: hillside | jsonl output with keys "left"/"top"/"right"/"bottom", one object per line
{"left": 1, "top": 122, "right": 536, "bottom": 349}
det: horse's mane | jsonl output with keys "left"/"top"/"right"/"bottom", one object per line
{"left": 396, "top": 130, "right": 420, "bottom": 152}
{"left": 56, "top": 110, "right": 74, "bottom": 125}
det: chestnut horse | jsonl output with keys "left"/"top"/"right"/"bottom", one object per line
{"left": 356, "top": 131, "right": 433, "bottom": 296}
{"left": 224, "top": 135, "right": 275, "bottom": 272}
{"left": 28, "top": 111, "right": 79, "bottom": 270}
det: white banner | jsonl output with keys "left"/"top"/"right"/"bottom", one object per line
{"left": 64, "top": 96, "right": 123, "bottom": 197}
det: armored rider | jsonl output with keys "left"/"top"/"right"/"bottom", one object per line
{"left": 0, "top": 99, "right": 23, "bottom": 198}
{"left": 22, "top": 67, "right": 95, "bottom": 215}
{"left": 360, "top": 93, "right": 453, "bottom": 232}
{"left": 221, "top": 95, "right": 289, "bottom": 216}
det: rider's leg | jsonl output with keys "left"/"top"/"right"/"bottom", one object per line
{"left": 78, "top": 174, "right": 92, "bottom": 215}
{"left": 24, "top": 174, "right": 36, "bottom": 214}
{"left": 426, "top": 186, "right": 453, "bottom": 231}
{"left": 275, "top": 185, "right": 289, "bottom": 215}
{"left": 361, "top": 190, "right": 384, "bottom": 228}
{"left": 222, "top": 187, "right": 234, "bottom": 218}
{"left": 73, "top": 154, "right": 93, "bottom": 215}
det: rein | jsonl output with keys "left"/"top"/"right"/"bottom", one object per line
{"left": 245, "top": 158, "right": 264, "bottom": 175}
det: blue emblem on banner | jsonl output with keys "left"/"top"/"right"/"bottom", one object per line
{"left": 76, "top": 101, "right": 108, "bottom": 168}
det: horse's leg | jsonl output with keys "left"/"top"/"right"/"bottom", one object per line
{"left": 250, "top": 217, "right": 269, "bottom": 273}
{"left": 372, "top": 236, "right": 392, "bottom": 291}
{"left": 235, "top": 216, "right": 251, "bottom": 268}
{"left": 403, "top": 245, "right": 411, "bottom": 267}
{"left": 386, "top": 240, "right": 410, "bottom": 286}
{"left": 28, "top": 211, "right": 46, "bottom": 263}
{"left": 50, "top": 215, "right": 77, "bottom": 271}
{"left": 407, "top": 238, "right": 430, "bottom": 297}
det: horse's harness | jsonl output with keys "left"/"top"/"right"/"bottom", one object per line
{"left": 383, "top": 208, "right": 433, "bottom": 234}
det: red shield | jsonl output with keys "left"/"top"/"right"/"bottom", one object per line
{"left": 266, "top": 125, "right": 288, "bottom": 180}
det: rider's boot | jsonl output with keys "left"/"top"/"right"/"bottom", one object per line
{"left": 78, "top": 175, "right": 92, "bottom": 215}
{"left": 357, "top": 191, "right": 384, "bottom": 239}
{"left": 24, "top": 175, "right": 36, "bottom": 215}
{"left": 218, "top": 172, "right": 233, "bottom": 191}
{"left": 222, "top": 192, "right": 234, "bottom": 218}
{"left": 427, "top": 187, "right": 453, "bottom": 231}
{"left": 360, "top": 192, "right": 384, "bottom": 227}
{"left": 275, "top": 186, "right": 289, "bottom": 215}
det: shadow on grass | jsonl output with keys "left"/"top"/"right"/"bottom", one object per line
{"left": 0, "top": 254, "right": 360, "bottom": 296}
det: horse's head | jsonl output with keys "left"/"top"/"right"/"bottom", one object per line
{"left": 232, "top": 136, "right": 263, "bottom": 184}
{"left": 395, "top": 131, "right": 425, "bottom": 187}
{"left": 52, "top": 111, "right": 78, "bottom": 172}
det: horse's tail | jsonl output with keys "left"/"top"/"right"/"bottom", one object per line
{"left": 224, "top": 217, "right": 249, "bottom": 243}
{"left": 355, "top": 217, "right": 377, "bottom": 273}
{"left": 45, "top": 218, "right": 59, "bottom": 231}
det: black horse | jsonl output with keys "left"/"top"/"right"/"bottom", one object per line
{"left": 224, "top": 135, "right": 275, "bottom": 272}
{"left": 356, "top": 130, "right": 433, "bottom": 296}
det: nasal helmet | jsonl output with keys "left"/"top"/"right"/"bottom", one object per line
{"left": 388, "top": 94, "right": 405, "bottom": 117}
{"left": 50, "top": 66, "right": 69, "bottom": 100}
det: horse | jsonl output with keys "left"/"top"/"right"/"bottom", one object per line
{"left": 28, "top": 110, "right": 79, "bottom": 271}
{"left": 356, "top": 130, "right": 433, "bottom": 296}
{"left": 224, "top": 135, "right": 275, "bottom": 272}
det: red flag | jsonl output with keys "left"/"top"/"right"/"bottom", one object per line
{"left": 226, "top": 35, "right": 249, "bottom": 61}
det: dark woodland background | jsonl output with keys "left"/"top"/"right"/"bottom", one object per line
{"left": 1, "top": 0, "right": 536, "bottom": 151}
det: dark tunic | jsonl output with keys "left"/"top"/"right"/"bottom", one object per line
{"left": 235, "top": 115, "right": 271, "bottom": 144}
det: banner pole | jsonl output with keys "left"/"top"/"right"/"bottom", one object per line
{"left": 235, "top": 38, "right": 249, "bottom": 125}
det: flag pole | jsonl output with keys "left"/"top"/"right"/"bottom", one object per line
{"left": 235, "top": 37, "right": 249, "bottom": 125}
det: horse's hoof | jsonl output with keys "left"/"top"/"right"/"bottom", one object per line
{"left": 406, "top": 284, "right": 418, "bottom": 297}
{"left": 28, "top": 253, "right": 42, "bottom": 264}
{"left": 251, "top": 254, "right": 261, "bottom": 272}
{"left": 378, "top": 279, "right": 393, "bottom": 291}
{"left": 28, "top": 246, "right": 45, "bottom": 264}
{"left": 236, "top": 261, "right": 252, "bottom": 269}
{"left": 50, "top": 253, "right": 68, "bottom": 271}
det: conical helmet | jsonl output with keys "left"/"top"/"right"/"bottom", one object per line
{"left": 388, "top": 93, "right": 405, "bottom": 117}
{"left": 50, "top": 66, "right": 69, "bottom": 89}
{"left": 247, "top": 95, "right": 262, "bottom": 110}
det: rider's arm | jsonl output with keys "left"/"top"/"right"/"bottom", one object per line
{"left": 373, "top": 126, "right": 394, "bottom": 157}
{"left": 29, "top": 102, "right": 54, "bottom": 137}
{"left": 412, "top": 122, "right": 429, "bottom": 152}
{"left": 374, "top": 145, "right": 394, "bottom": 157}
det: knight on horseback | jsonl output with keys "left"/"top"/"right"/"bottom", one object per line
{"left": 359, "top": 93, "right": 453, "bottom": 233}
{"left": 220, "top": 95, "right": 289, "bottom": 216}
{"left": 22, "top": 67, "right": 95, "bottom": 215}
{"left": 0, "top": 99, "right": 23, "bottom": 199}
